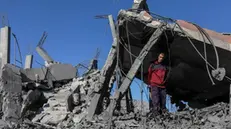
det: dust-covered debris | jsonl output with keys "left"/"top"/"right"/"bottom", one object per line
{"left": 1, "top": 62, "right": 231, "bottom": 129}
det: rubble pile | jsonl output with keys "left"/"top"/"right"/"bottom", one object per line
{"left": 146, "top": 102, "right": 231, "bottom": 129}
{"left": 0, "top": 63, "right": 231, "bottom": 129}
{"left": 0, "top": 65, "right": 102, "bottom": 128}
{"left": 76, "top": 102, "right": 231, "bottom": 129}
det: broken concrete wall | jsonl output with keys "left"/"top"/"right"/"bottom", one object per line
{"left": 1, "top": 64, "right": 22, "bottom": 124}
{"left": 20, "top": 68, "right": 47, "bottom": 82}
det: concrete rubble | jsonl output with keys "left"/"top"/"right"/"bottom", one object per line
{"left": 0, "top": 65, "right": 231, "bottom": 128}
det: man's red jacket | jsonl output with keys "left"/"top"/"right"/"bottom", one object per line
{"left": 148, "top": 61, "right": 167, "bottom": 88}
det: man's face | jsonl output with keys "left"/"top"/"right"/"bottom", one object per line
{"left": 158, "top": 53, "right": 165, "bottom": 63}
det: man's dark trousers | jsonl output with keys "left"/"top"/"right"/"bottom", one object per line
{"left": 151, "top": 86, "right": 166, "bottom": 113}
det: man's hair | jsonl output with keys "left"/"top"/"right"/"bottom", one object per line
{"left": 149, "top": 52, "right": 166, "bottom": 63}
{"left": 159, "top": 52, "right": 165, "bottom": 57}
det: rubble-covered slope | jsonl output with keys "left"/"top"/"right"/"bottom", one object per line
{"left": 0, "top": 67, "right": 231, "bottom": 129}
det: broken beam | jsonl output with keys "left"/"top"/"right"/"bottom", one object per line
{"left": 86, "top": 15, "right": 118, "bottom": 120}
{"left": 107, "top": 23, "right": 165, "bottom": 129}
{"left": 36, "top": 46, "right": 54, "bottom": 63}
{"left": 24, "top": 55, "right": 33, "bottom": 69}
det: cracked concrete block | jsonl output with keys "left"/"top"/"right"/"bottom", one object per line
{"left": 72, "top": 106, "right": 82, "bottom": 114}
{"left": 48, "top": 64, "right": 76, "bottom": 81}
{"left": 40, "top": 112, "right": 68, "bottom": 125}
{"left": 73, "top": 111, "right": 87, "bottom": 123}
{"left": 0, "top": 120, "right": 8, "bottom": 128}
{"left": 73, "top": 93, "right": 80, "bottom": 106}
{"left": 207, "top": 115, "right": 220, "bottom": 123}
{"left": 66, "top": 92, "right": 73, "bottom": 112}
{"left": 70, "top": 80, "right": 82, "bottom": 92}
{"left": 32, "top": 113, "right": 46, "bottom": 122}
{"left": 43, "top": 92, "right": 54, "bottom": 99}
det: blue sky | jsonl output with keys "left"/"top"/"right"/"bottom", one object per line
{"left": 0, "top": 0, "right": 230, "bottom": 103}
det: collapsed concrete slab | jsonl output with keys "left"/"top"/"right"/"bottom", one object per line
{"left": 21, "top": 64, "right": 76, "bottom": 83}
{"left": 47, "top": 64, "right": 77, "bottom": 81}
{"left": 117, "top": 9, "right": 231, "bottom": 107}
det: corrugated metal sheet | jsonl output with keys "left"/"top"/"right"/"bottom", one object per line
{"left": 177, "top": 20, "right": 231, "bottom": 44}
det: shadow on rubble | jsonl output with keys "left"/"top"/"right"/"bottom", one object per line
{"left": 21, "top": 88, "right": 48, "bottom": 120}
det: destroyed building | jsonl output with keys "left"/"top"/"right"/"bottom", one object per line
{"left": 0, "top": 0, "right": 231, "bottom": 129}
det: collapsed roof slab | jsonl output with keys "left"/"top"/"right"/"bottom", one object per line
{"left": 118, "top": 10, "right": 231, "bottom": 107}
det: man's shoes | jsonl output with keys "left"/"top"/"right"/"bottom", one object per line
{"left": 147, "top": 110, "right": 160, "bottom": 119}
{"left": 160, "top": 108, "right": 168, "bottom": 115}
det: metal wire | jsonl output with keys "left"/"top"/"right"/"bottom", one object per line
{"left": 191, "top": 23, "right": 220, "bottom": 69}
{"left": 174, "top": 22, "right": 231, "bottom": 82}
{"left": 195, "top": 25, "right": 215, "bottom": 85}
{"left": 12, "top": 33, "right": 23, "bottom": 67}
{"left": 126, "top": 20, "right": 134, "bottom": 67}
{"left": 119, "top": 37, "right": 138, "bottom": 58}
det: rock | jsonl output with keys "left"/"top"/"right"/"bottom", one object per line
{"left": 66, "top": 92, "right": 73, "bottom": 112}
{"left": 73, "top": 107, "right": 82, "bottom": 114}
{"left": 43, "top": 92, "right": 54, "bottom": 99}
{"left": 71, "top": 80, "right": 86, "bottom": 92}
{"left": 73, "top": 111, "right": 87, "bottom": 123}
{"left": 73, "top": 93, "right": 80, "bottom": 106}
{"left": 207, "top": 115, "right": 220, "bottom": 123}
{"left": 32, "top": 113, "right": 46, "bottom": 122}
{"left": 0, "top": 119, "right": 8, "bottom": 128}
{"left": 40, "top": 112, "right": 68, "bottom": 125}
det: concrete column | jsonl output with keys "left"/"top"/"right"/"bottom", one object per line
{"left": 0, "top": 26, "right": 11, "bottom": 67}
{"left": 24, "top": 55, "right": 33, "bottom": 69}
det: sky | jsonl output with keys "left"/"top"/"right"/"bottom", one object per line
{"left": 0, "top": 0, "right": 230, "bottom": 105}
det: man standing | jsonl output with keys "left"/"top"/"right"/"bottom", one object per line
{"left": 148, "top": 53, "right": 168, "bottom": 115}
